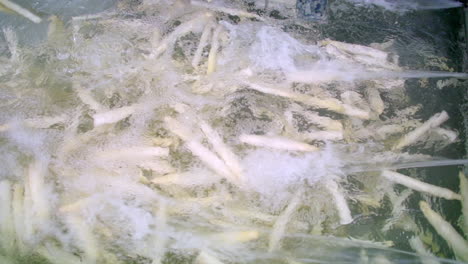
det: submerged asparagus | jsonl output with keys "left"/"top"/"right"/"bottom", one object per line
{"left": 381, "top": 170, "right": 461, "bottom": 200}
{"left": 0, "top": 0, "right": 466, "bottom": 263}
{"left": 419, "top": 201, "right": 468, "bottom": 262}
{"left": 393, "top": 111, "right": 449, "bottom": 150}
{"left": 0, "top": 0, "right": 41, "bottom": 23}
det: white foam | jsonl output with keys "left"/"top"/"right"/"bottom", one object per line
{"left": 249, "top": 26, "right": 319, "bottom": 73}
{"left": 242, "top": 144, "right": 343, "bottom": 202}
{"left": 0, "top": 0, "right": 463, "bottom": 262}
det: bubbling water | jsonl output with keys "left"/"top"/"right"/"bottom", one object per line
{"left": 0, "top": 0, "right": 467, "bottom": 264}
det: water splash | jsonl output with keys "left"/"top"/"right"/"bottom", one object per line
{"left": 288, "top": 65, "right": 468, "bottom": 83}
{"left": 0, "top": 0, "right": 466, "bottom": 263}
{"left": 345, "top": 159, "right": 468, "bottom": 173}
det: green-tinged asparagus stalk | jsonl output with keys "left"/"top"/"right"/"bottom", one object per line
{"left": 269, "top": 189, "right": 302, "bottom": 252}
{"left": 206, "top": 24, "right": 223, "bottom": 75}
{"left": 419, "top": 201, "right": 468, "bottom": 262}
{"left": 408, "top": 236, "right": 440, "bottom": 264}
{"left": 0, "top": 180, "right": 15, "bottom": 252}
{"left": 12, "top": 183, "right": 26, "bottom": 254}
{"left": 459, "top": 171, "right": 468, "bottom": 235}
{"left": 324, "top": 179, "right": 353, "bottom": 225}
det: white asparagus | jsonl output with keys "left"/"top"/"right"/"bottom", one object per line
{"left": 200, "top": 121, "right": 245, "bottom": 184}
{"left": 381, "top": 170, "right": 461, "bottom": 200}
{"left": 324, "top": 44, "right": 396, "bottom": 71}
{"left": 419, "top": 201, "right": 468, "bottom": 262}
{"left": 322, "top": 40, "right": 399, "bottom": 71}
{"left": 342, "top": 104, "right": 371, "bottom": 120}
{"left": 432, "top": 127, "right": 458, "bottom": 143}
{"left": 206, "top": 24, "right": 223, "bottom": 75}
{"left": 28, "top": 159, "right": 51, "bottom": 225}
{"left": 341, "top": 91, "right": 368, "bottom": 111}
{"left": 302, "top": 130, "right": 343, "bottom": 141}
{"left": 93, "top": 175, "right": 160, "bottom": 201}
{"left": 3, "top": 1, "right": 467, "bottom": 262}
{"left": 163, "top": 116, "right": 192, "bottom": 141}
{"left": 12, "top": 183, "right": 25, "bottom": 253}
{"left": 286, "top": 106, "right": 343, "bottom": 132}
{"left": 139, "top": 160, "right": 176, "bottom": 175}
{"left": 0, "top": 0, "right": 42, "bottom": 23}
{"left": 59, "top": 125, "right": 107, "bottom": 155}
{"left": 37, "top": 243, "right": 84, "bottom": 264}
{"left": 23, "top": 115, "right": 66, "bottom": 129}
{"left": 22, "top": 177, "right": 33, "bottom": 243}
{"left": 65, "top": 214, "right": 99, "bottom": 264}
{"left": 195, "top": 251, "right": 225, "bottom": 264}
{"left": 302, "top": 111, "right": 343, "bottom": 131}
{"left": 192, "top": 21, "right": 214, "bottom": 68}
{"left": 212, "top": 230, "right": 259, "bottom": 243}
{"left": 324, "top": 179, "right": 353, "bottom": 225}
{"left": 240, "top": 134, "right": 318, "bottom": 152}
{"left": 408, "top": 236, "right": 440, "bottom": 264}
{"left": 285, "top": 111, "right": 338, "bottom": 142}
{"left": 171, "top": 102, "right": 191, "bottom": 114}
{"left": 150, "top": 28, "right": 161, "bottom": 51}
{"left": 391, "top": 189, "right": 412, "bottom": 216}
{"left": 393, "top": 111, "right": 449, "bottom": 150}
{"left": 0, "top": 180, "right": 14, "bottom": 252}
{"left": 190, "top": 0, "right": 264, "bottom": 21}
{"left": 0, "top": 115, "right": 66, "bottom": 132}
{"left": 269, "top": 189, "right": 302, "bottom": 252}
{"left": 151, "top": 173, "right": 186, "bottom": 185}
{"left": 319, "top": 39, "right": 389, "bottom": 60}
{"left": 459, "top": 171, "right": 468, "bottom": 234}
{"left": 47, "top": 15, "right": 66, "bottom": 44}
{"left": 436, "top": 78, "right": 459, "bottom": 89}
{"left": 375, "top": 124, "right": 406, "bottom": 139}
{"left": 354, "top": 54, "right": 394, "bottom": 69}
{"left": 229, "top": 208, "right": 309, "bottom": 229}
{"left": 186, "top": 141, "right": 237, "bottom": 181}
{"left": 151, "top": 201, "right": 167, "bottom": 264}
{"left": 149, "top": 136, "right": 176, "bottom": 148}
{"left": 382, "top": 188, "right": 413, "bottom": 232}
{"left": 75, "top": 87, "right": 105, "bottom": 111}
{"left": 96, "top": 147, "right": 169, "bottom": 160}
{"left": 226, "top": 208, "right": 276, "bottom": 223}
{"left": 71, "top": 11, "right": 116, "bottom": 21}
{"left": 245, "top": 81, "right": 343, "bottom": 114}
{"left": 365, "top": 87, "right": 385, "bottom": 116}
{"left": 93, "top": 105, "right": 136, "bottom": 126}
{"left": 164, "top": 117, "right": 237, "bottom": 183}
{"left": 244, "top": 82, "right": 369, "bottom": 119}
{"left": 59, "top": 196, "right": 93, "bottom": 213}
{"left": 153, "top": 12, "right": 212, "bottom": 58}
